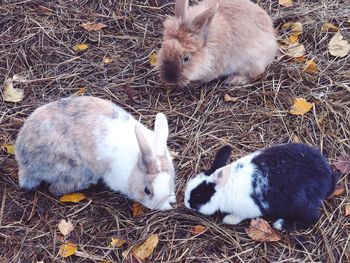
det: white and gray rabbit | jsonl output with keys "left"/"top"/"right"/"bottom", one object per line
{"left": 15, "top": 96, "right": 176, "bottom": 210}
{"left": 184, "top": 144, "right": 337, "bottom": 230}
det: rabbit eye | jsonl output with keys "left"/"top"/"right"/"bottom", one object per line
{"left": 144, "top": 187, "right": 151, "bottom": 195}
{"left": 183, "top": 53, "right": 191, "bottom": 63}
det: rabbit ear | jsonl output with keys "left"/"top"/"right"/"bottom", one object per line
{"left": 191, "top": 3, "right": 218, "bottom": 38}
{"left": 205, "top": 145, "right": 232, "bottom": 175}
{"left": 175, "top": 0, "right": 188, "bottom": 20}
{"left": 214, "top": 165, "right": 231, "bottom": 187}
{"left": 135, "top": 125, "right": 157, "bottom": 169}
{"left": 153, "top": 113, "right": 169, "bottom": 156}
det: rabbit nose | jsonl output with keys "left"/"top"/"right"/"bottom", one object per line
{"left": 160, "top": 60, "right": 180, "bottom": 83}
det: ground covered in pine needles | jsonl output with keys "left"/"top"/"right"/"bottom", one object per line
{"left": 0, "top": 0, "right": 349, "bottom": 262}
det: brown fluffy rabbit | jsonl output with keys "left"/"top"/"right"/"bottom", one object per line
{"left": 157, "top": 0, "right": 277, "bottom": 86}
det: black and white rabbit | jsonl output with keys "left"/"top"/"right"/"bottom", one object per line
{"left": 184, "top": 143, "right": 337, "bottom": 230}
{"left": 15, "top": 96, "right": 176, "bottom": 210}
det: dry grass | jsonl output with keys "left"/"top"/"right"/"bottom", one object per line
{"left": 0, "top": 0, "right": 349, "bottom": 262}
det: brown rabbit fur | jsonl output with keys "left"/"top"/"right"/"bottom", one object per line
{"left": 157, "top": 0, "right": 277, "bottom": 87}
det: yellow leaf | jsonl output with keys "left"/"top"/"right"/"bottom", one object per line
{"left": 289, "top": 98, "right": 313, "bottom": 115}
{"left": 285, "top": 43, "right": 305, "bottom": 58}
{"left": 2, "top": 144, "right": 15, "bottom": 155}
{"left": 73, "top": 43, "right": 89, "bottom": 52}
{"left": 282, "top": 22, "right": 293, "bottom": 30}
{"left": 303, "top": 60, "right": 319, "bottom": 73}
{"left": 132, "top": 202, "right": 146, "bottom": 217}
{"left": 103, "top": 57, "right": 113, "bottom": 64}
{"left": 80, "top": 22, "right": 107, "bottom": 31}
{"left": 345, "top": 205, "right": 350, "bottom": 216}
{"left": 224, "top": 94, "right": 238, "bottom": 102}
{"left": 58, "top": 219, "right": 74, "bottom": 236}
{"left": 73, "top": 87, "right": 87, "bottom": 96}
{"left": 110, "top": 238, "right": 126, "bottom": 248}
{"left": 149, "top": 52, "right": 158, "bottom": 66}
{"left": 290, "top": 22, "right": 303, "bottom": 36}
{"left": 328, "top": 32, "right": 350, "bottom": 58}
{"left": 321, "top": 23, "right": 339, "bottom": 32}
{"left": 132, "top": 234, "right": 159, "bottom": 261}
{"left": 288, "top": 34, "right": 299, "bottom": 44}
{"left": 3, "top": 77, "right": 24, "bottom": 103}
{"left": 245, "top": 218, "right": 281, "bottom": 242}
{"left": 279, "top": 0, "right": 293, "bottom": 7}
{"left": 191, "top": 225, "right": 207, "bottom": 235}
{"left": 60, "top": 193, "right": 86, "bottom": 203}
{"left": 59, "top": 241, "right": 77, "bottom": 258}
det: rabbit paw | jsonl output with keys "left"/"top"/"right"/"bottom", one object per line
{"left": 223, "top": 214, "right": 243, "bottom": 225}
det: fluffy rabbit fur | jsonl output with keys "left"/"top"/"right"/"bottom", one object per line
{"left": 15, "top": 96, "right": 176, "bottom": 210}
{"left": 184, "top": 144, "right": 337, "bottom": 230}
{"left": 157, "top": 0, "right": 277, "bottom": 86}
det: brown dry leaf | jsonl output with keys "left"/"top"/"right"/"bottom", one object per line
{"left": 285, "top": 43, "right": 305, "bottom": 58}
{"left": 110, "top": 238, "right": 126, "bottom": 248}
{"left": 3, "top": 77, "right": 24, "bottom": 103}
{"left": 290, "top": 22, "right": 303, "bottom": 36}
{"left": 345, "top": 205, "right": 350, "bottom": 216}
{"left": 80, "top": 22, "right": 107, "bottom": 31}
{"left": 58, "top": 219, "right": 74, "bottom": 236}
{"left": 289, "top": 98, "right": 313, "bottom": 115}
{"left": 245, "top": 218, "right": 281, "bottom": 242}
{"left": 103, "top": 57, "right": 113, "bottom": 64}
{"left": 191, "top": 225, "right": 207, "bottom": 235}
{"left": 73, "top": 87, "right": 87, "bottom": 96}
{"left": 224, "top": 94, "right": 238, "bottom": 102}
{"left": 279, "top": 0, "right": 293, "bottom": 7}
{"left": 333, "top": 153, "right": 350, "bottom": 174}
{"left": 331, "top": 184, "right": 345, "bottom": 197}
{"left": 288, "top": 34, "right": 299, "bottom": 44}
{"left": 132, "top": 202, "right": 145, "bottom": 217}
{"left": 303, "top": 60, "right": 319, "bottom": 73}
{"left": 59, "top": 241, "right": 77, "bottom": 258}
{"left": 60, "top": 193, "right": 86, "bottom": 203}
{"left": 2, "top": 144, "right": 15, "bottom": 155}
{"left": 294, "top": 55, "right": 306, "bottom": 62}
{"left": 149, "top": 52, "right": 158, "bottom": 66}
{"left": 72, "top": 43, "right": 89, "bottom": 52}
{"left": 321, "top": 23, "right": 339, "bottom": 32}
{"left": 132, "top": 234, "right": 159, "bottom": 261}
{"left": 328, "top": 32, "right": 350, "bottom": 58}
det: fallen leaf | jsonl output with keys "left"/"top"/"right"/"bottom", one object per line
{"left": 282, "top": 22, "right": 293, "bottom": 30}
{"left": 124, "top": 253, "right": 143, "bottom": 263}
{"left": 80, "top": 22, "right": 107, "bottom": 31}
{"left": 149, "top": 52, "right": 158, "bottom": 66}
{"left": 224, "top": 93, "right": 238, "bottom": 102}
{"left": 59, "top": 241, "right": 77, "bottom": 258}
{"left": 132, "top": 202, "right": 145, "bottom": 217}
{"left": 289, "top": 98, "right": 313, "bottom": 115}
{"left": 245, "top": 218, "right": 281, "bottom": 242}
{"left": 303, "top": 60, "right": 319, "bottom": 73}
{"left": 58, "top": 219, "right": 74, "bottom": 236}
{"left": 191, "top": 225, "right": 207, "bottom": 235}
{"left": 345, "top": 205, "right": 350, "bottom": 216}
{"left": 331, "top": 184, "right": 345, "bottom": 197}
{"left": 333, "top": 153, "right": 350, "bottom": 174}
{"left": 294, "top": 55, "right": 306, "bottom": 62}
{"left": 60, "top": 193, "right": 86, "bottom": 203}
{"left": 73, "top": 87, "right": 87, "bottom": 96}
{"left": 321, "top": 23, "right": 339, "bottom": 32}
{"left": 72, "top": 43, "right": 89, "bottom": 52}
{"left": 132, "top": 234, "right": 159, "bottom": 261}
{"left": 292, "top": 134, "right": 300, "bottom": 143}
{"left": 328, "top": 32, "right": 350, "bottom": 58}
{"left": 110, "top": 238, "right": 126, "bottom": 248}
{"left": 279, "top": 0, "right": 293, "bottom": 7}
{"left": 290, "top": 22, "right": 303, "bottom": 36}
{"left": 288, "top": 34, "right": 299, "bottom": 44}
{"left": 2, "top": 144, "right": 15, "bottom": 155}
{"left": 285, "top": 43, "right": 305, "bottom": 58}
{"left": 3, "top": 77, "right": 24, "bottom": 103}
{"left": 103, "top": 57, "right": 113, "bottom": 64}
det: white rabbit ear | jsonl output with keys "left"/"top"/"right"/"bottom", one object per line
{"left": 175, "top": 0, "right": 188, "bottom": 20}
{"left": 135, "top": 125, "right": 156, "bottom": 168}
{"left": 153, "top": 113, "right": 169, "bottom": 156}
{"left": 214, "top": 165, "right": 231, "bottom": 187}
{"left": 191, "top": 3, "right": 218, "bottom": 38}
